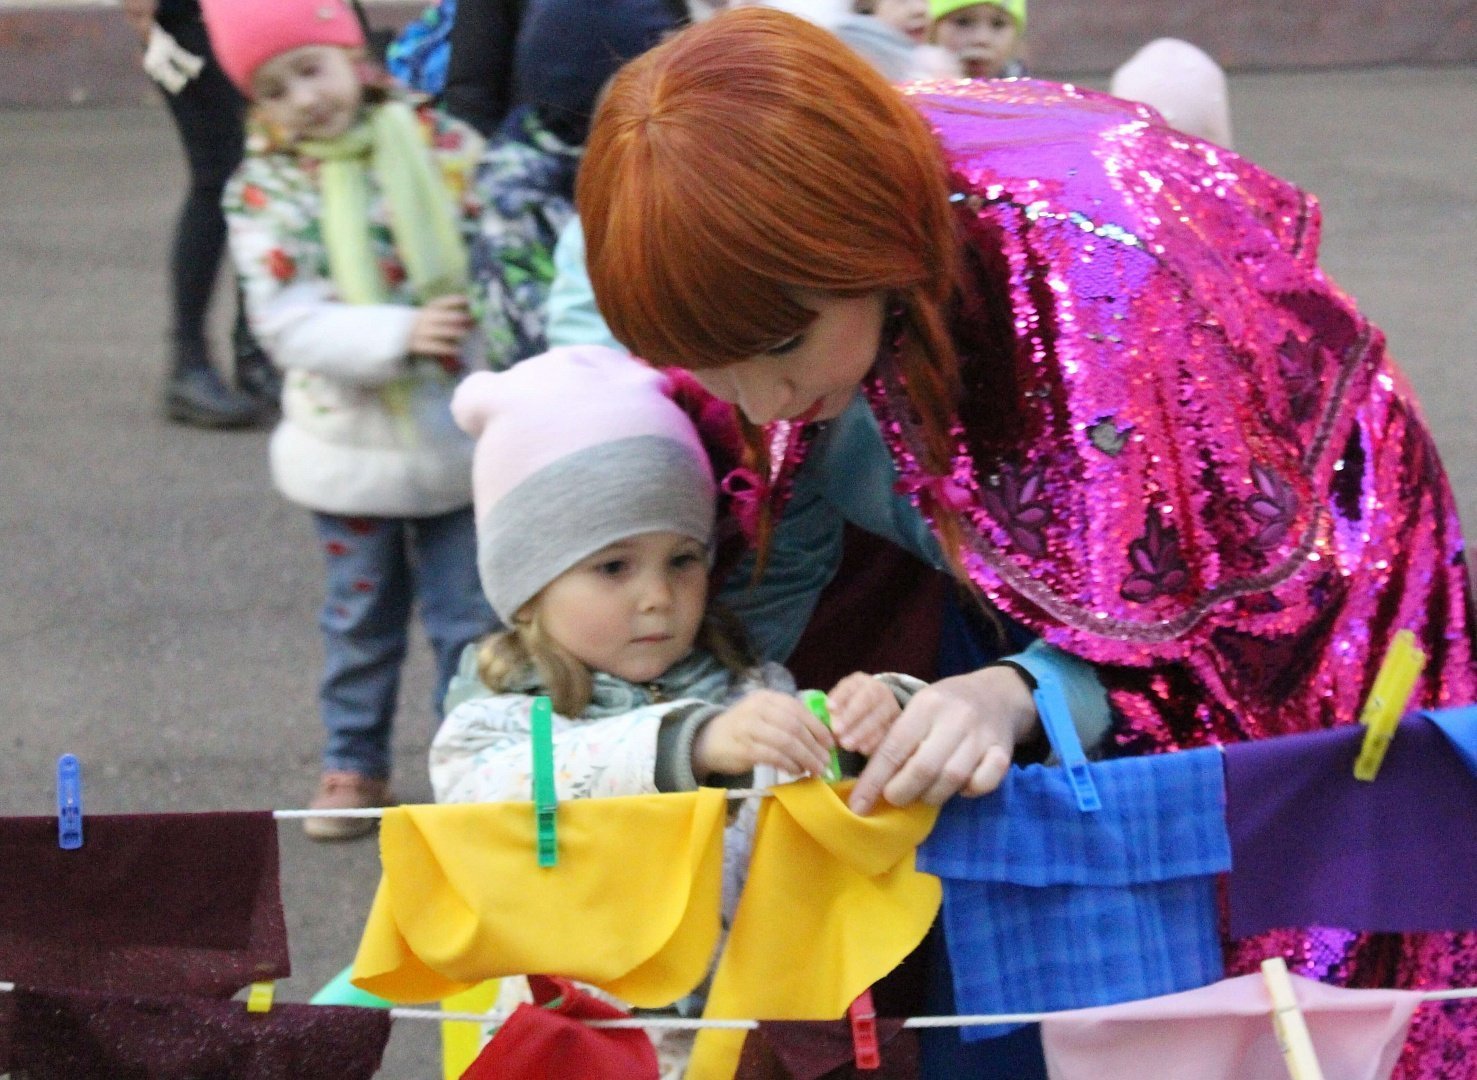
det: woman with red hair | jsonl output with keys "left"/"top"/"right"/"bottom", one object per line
{"left": 577, "top": 7, "right": 1477, "bottom": 1076}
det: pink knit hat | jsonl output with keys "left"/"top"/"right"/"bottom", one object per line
{"left": 451, "top": 347, "right": 716, "bottom": 619}
{"left": 200, "top": 0, "right": 367, "bottom": 94}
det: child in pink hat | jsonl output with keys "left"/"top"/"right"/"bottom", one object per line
{"left": 429, "top": 345, "right": 906, "bottom": 804}
{"left": 203, "top": 0, "right": 496, "bottom": 839}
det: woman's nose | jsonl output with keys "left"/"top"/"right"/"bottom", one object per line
{"left": 730, "top": 371, "right": 794, "bottom": 426}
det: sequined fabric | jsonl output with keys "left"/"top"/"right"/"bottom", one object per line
{"left": 765, "top": 79, "right": 1477, "bottom": 1076}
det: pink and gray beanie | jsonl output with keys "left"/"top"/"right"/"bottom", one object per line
{"left": 451, "top": 346, "right": 717, "bottom": 621}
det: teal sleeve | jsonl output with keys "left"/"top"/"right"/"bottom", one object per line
{"left": 717, "top": 454, "right": 846, "bottom": 664}
{"left": 545, "top": 217, "right": 624, "bottom": 351}
{"left": 440, "top": 640, "right": 492, "bottom": 716}
{"left": 1002, "top": 638, "right": 1113, "bottom": 755}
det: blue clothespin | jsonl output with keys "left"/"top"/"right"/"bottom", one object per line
{"left": 57, "top": 753, "right": 83, "bottom": 850}
{"left": 1033, "top": 671, "right": 1101, "bottom": 812}
{"left": 530, "top": 696, "right": 558, "bottom": 867}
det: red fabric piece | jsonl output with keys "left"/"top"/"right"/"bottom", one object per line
{"left": 0, "top": 986, "right": 390, "bottom": 1079}
{"left": 735, "top": 1019, "right": 918, "bottom": 1079}
{"left": 0, "top": 812, "right": 289, "bottom": 997}
{"left": 461, "top": 976, "right": 659, "bottom": 1080}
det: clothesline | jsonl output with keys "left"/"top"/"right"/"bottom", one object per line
{"left": 4, "top": 981, "right": 1474, "bottom": 1029}
{"left": 271, "top": 788, "right": 771, "bottom": 818}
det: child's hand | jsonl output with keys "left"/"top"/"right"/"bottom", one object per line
{"left": 408, "top": 295, "right": 473, "bottom": 359}
{"left": 826, "top": 673, "right": 902, "bottom": 757}
{"left": 692, "top": 690, "right": 836, "bottom": 782}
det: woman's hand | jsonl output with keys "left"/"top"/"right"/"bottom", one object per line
{"left": 692, "top": 690, "right": 836, "bottom": 782}
{"left": 827, "top": 672, "right": 902, "bottom": 756}
{"left": 408, "top": 295, "right": 473, "bottom": 359}
{"left": 847, "top": 665, "right": 1038, "bottom": 815}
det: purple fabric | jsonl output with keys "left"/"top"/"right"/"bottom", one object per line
{"left": 0, "top": 812, "right": 289, "bottom": 997}
{"left": 1225, "top": 718, "right": 1477, "bottom": 937}
{"left": 0, "top": 987, "right": 391, "bottom": 1079}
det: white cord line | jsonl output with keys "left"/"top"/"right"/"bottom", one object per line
{"left": 7, "top": 982, "right": 1470, "bottom": 1028}
{"left": 272, "top": 789, "right": 770, "bottom": 819}
{"left": 421, "top": 989, "right": 1477, "bottom": 1029}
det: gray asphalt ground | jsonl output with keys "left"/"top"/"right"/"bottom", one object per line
{"left": 1, "top": 66, "right": 1474, "bottom": 1077}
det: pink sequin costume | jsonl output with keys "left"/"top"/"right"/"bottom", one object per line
{"left": 758, "top": 80, "right": 1477, "bottom": 1076}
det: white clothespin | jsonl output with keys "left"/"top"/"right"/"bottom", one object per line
{"left": 1261, "top": 957, "right": 1326, "bottom": 1080}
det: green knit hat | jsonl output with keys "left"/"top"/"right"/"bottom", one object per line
{"left": 928, "top": 0, "right": 1026, "bottom": 30}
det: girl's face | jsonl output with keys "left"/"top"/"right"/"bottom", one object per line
{"left": 251, "top": 45, "right": 364, "bottom": 142}
{"left": 529, "top": 531, "right": 709, "bottom": 685}
{"left": 689, "top": 290, "right": 888, "bottom": 425}
{"left": 871, "top": 0, "right": 930, "bottom": 44}
{"left": 932, "top": 3, "right": 1021, "bottom": 79}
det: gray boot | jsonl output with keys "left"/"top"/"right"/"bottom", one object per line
{"left": 165, "top": 343, "right": 261, "bottom": 429}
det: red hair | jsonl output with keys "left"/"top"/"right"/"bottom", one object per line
{"left": 578, "top": 7, "right": 977, "bottom": 586}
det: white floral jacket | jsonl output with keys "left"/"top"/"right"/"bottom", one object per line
{"left": 223, "top": 98, "right": 489, "bottom": 517}
{"left": 430, "top": 650, "right": 796, "bottom": 804}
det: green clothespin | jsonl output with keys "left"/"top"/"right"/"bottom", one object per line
{"left": 531, "top": 695, "right": 558, "bottom": 867}
{"left": 801, "top": 690, "right": 843, "bottom": 783}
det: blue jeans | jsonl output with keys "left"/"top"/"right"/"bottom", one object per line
{"left": 313, "top": 508, "right": 494, "bottom": 779}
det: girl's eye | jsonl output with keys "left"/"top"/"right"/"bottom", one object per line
{"left": 671, "top": 552, "right": 703, "bottom": 569}
{"left": 594, "top": 560, "right": 628, "bottom": 577}
{"left": 766, "top": 334, "right": 804, "bottom": 356}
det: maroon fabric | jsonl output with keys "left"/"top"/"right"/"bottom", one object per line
{"left": 786, "top": 527, "right": 946, "bottom": 690}
{"left": 0, "top": 987, "right": 390, "bottom": 1079}
{"left": 0, "top": 812, "right": 289, "bottom": 997}
{"left": 735, "top": 1019, "right": 919, "bottom": 1079}
{"left": 462, "top": 976, "right": 659, "bottom": 1080}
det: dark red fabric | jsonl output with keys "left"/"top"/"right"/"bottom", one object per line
{"left": 0, "top": 986, "right": 390, "bottom": 1079}
{"left": 0, "top": 812, "right": 289, "bottom": 997}
{"left": 786, "top": 527, "right": 945, "bottom": 690}
{"left": 735, "top": 1019, "right": 919, "bottom": 1079}
{"left": 461, "top": 976, "right": 659, "bottom": 1080}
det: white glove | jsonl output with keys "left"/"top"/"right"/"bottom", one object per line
{"left": 142, "top": 24, "right": 205, "bottom": 94}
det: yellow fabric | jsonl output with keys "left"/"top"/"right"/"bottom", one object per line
{"left": 351, "top": 791, "right": 726, "bottom": 1007}
{"left": 688, "top": 779, "right": 942, "bottom": 1080}
{"left": 440, "top": 979, "right": 499, "bottom": 1080}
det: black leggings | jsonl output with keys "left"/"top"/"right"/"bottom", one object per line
{"left": 155, "top": 11, "right": 249, "bottom": 350}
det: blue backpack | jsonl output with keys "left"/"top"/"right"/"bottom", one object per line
{"left": 386, "top": 0, "right": 457, "bottom": 97}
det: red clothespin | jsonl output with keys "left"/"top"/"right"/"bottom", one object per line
{"left": 848, "top": 988, "right": 881, "bottom": 1071}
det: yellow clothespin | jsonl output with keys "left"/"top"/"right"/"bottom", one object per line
{"left": 245, "top": 981, "right": 276, "bottom": 1013}
{"left": 1261, "top": 957, "right": 1325, "bottom": 1080}
{"left": 1353, "top": 629, "right": 1427, "bottom": 781}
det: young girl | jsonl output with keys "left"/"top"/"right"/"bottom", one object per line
{"left": 202, "top": 0, "right": 496, "bottom": 838}
{"left": 429, "top": 345, "right": 908, "bottom": 804}
{"left": 929, "top": 0, "right": 1026, "bottom": 79}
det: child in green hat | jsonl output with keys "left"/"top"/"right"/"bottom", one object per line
{"left": 929, "top": 0, "right": 1026, "bottom": 78}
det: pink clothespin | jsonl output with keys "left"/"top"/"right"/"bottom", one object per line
{"left": 848, "top": 988, "right": 881, "bottom": 1071}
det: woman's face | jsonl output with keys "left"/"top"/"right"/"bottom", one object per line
{"left": 688, "top": 290, "right": 888, "bottom": 425}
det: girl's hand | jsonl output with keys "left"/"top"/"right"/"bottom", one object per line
{"left": 692, "top": 690, "right": 836, "bottom": 782}
{"left": 847, "top": 665, "right": 1038, "bottom": 815}
{"left": 408, "top": 295, "right": 473, "bottom": 359}
{"left": 826, "top": 672, "right": 902, "bottom": 757}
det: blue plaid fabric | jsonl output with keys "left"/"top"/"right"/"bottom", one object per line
{"left": 917, "top": 746, "right": 1230, "bottom": 1040}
